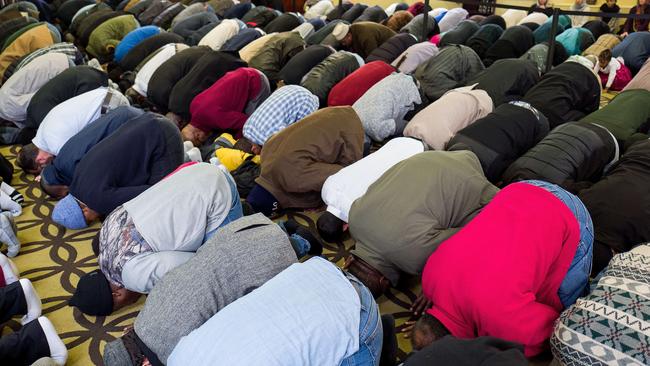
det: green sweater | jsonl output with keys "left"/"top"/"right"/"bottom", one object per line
{"left": 580, "top": 89, "right": 650, "bottom": 143}
{"left": 87, "top": 14, "right": 139, "bottom": 59}
{"left": 349, "top": 150, "right": 499, "bottom": 284}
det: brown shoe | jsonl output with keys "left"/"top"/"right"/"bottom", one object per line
{"left": 344, "top": 255, "right": 391, "bottom": 298}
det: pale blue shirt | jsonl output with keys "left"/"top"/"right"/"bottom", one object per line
{"left": 168, "top": 257, "right": 361, "bottom": 365}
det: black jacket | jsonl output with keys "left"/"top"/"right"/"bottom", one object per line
{"left": 263, "top": 13, "right": 302, "bottom": 33}
{"left": 582, "top": 20, "right": 610, "bottom": 41}
{"left": 25, "top": 66, "right": 108, "bottom": 129}
{"left": 241, "top": 6, "right": 277, "bottom": 27}
{"left": 148, "top": 46, "right": 211, "bottom": 112}
{"left": 579, "top": 139, "right": 650, "bottom": 262}
{"left": 365, "top": 32, "right": 417, "bottom": 63}
{"left": 502, "top": 122, "right": 617, "bottom": 191}
{"left": 466, "top": 24, "right": 503, "bottom": 59}
{"left": 171, "top": 11, "right": 219, "bottom": 39}
{"left": 222, "top": 28, "right": 264, "bottom": 52}
{"left": 404, "top": 336, "right": 526, "bottom": 366}
{"left": 439, "top": 20, "right": 480, "bottom": 47}
{"left": 326, "top": 3, "right": 352, "bottom": 21}
{"left": 70, "top": 113, "right": 184, "bottom": 215}
{"left": 468, "top": 58, "right": 540, "bottom": 107}
{"left": 483, "top": 25, "right": 534, "bottom": 66}
{"left": 447, "top": 102, "right": 550, "bottom": 183}
{"left": 168, "top": 50, "right": 246, "bottom": 119}
{"left": 301, "top": 51, "right": 360, "bottom": 107}
{"left": 340, "top": 3, "right": 367, "bottom": 23}
{"left": 354, "top": 5, "right": 387, "bottom": 23}
{"left": 522, "top": 61, "right": 600, "bottom": 128}
{"left": 279, "top": 44, "right": 334, "bottom": 85}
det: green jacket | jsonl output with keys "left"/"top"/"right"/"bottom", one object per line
{"left": 580, "top": 89, "right": 650, "bottom": 144}
{"left": 248, "top": 31, "right": 305, "bottom": 84}
{"left": 350, "top": 22, "right": 396, "bottom": 59}
{"left": 349, "top": 150, "right": 499, "bottom": 284}
{"left": 87, "top": 14, "right": 139, "bottom": 59}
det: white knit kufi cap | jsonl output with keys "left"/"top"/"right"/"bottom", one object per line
{"left": 332, "top": 22, "right": 350, "bottom": 41}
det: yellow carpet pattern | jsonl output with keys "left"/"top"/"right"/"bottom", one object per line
{"left": 0, "top": 93, "right": 616, "bottom": 366}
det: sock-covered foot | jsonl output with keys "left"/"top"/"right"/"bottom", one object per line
{"left": 19, "top": 279, "right": 41, "bottom": 325}
{"left": 186, "top": 147, "right": 202, "bottom": 162}
{"left": 0, "top": 253, "right": 18, "bottom": 285}
{"left": 0, "top": 182, "right": 23, "bottom": 206}
{"left": 183, "top": 141, "right": 194, "bottom": 153}
{"left": 0, "top": 191, "right": 21, "bottom": 217}
{"left": 0, "top": 212, "right": 20, "bottom": 257}
{"left": 295, "top": 227, "right": 323, "bottom": 256}
{"left": 37, "top": 317, "right": 68, "bottom": 366}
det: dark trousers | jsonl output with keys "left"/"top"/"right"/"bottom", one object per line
{"left": 0, "top": 282, "right": 50, "bottom": 365}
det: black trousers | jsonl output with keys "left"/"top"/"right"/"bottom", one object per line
{"left": 0, "top": 282, "right": 50, "bottom": 365}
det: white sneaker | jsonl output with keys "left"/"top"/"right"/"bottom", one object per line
{"left": 37, "top": 317, "right": 68, "bottom": 366}
{"left": 19, "top": 279, "right": 41, "bottom": 325}
{"left": 183, "top": 141, "right": 194, "bottom": 153}
{"left": 0, "top": 253, "right": 18, "bottom": 284}
{"left": 186, "top": 147, "right": 203, "bottom": 162}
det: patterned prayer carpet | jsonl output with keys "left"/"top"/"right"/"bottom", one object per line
{"left": 0, "top": 93, "right": 616, "bottom": 366}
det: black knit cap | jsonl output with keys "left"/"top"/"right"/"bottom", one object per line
{"left": 69, "top": 269, "right": 113, "bottom": 316}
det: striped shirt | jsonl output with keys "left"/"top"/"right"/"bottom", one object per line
{"left": 15, "top": 43, "right": 81, "bottom": 72}
{"left": 242, "top": 85, "right": 319, "bottom": 146}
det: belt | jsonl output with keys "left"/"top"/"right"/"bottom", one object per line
{"left": 101, "top": 89, "right": 114, "bottom": 115}
{"left": 509, "top": 100, "right": 541, "bottom": 121}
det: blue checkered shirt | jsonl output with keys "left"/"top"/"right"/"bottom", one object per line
{"left": 243, "top": 85, "right": 319, "bottom": 146}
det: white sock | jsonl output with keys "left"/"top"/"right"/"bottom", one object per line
{"left": 0, "top": 253, "right": 18, "bottom": 284}
{"left": 183, "top": 141, "right": 194, "bottom": 153}
{"left": 0, "top": 182, "right": 23, "bottom": 205}
{"left": 19, "top": 278, "right": 41, "bottom": 325}
{"left": 0, "top": 191, "right": 21, "bottom": 217}
{"left": 0, "top": 212, "right": 19, "bottom": 257}
{"left": 37, "top": 317, "right": 68, "bottom": 366}
{"left": 186, "top": 147, "right": 202, "bottom": 162}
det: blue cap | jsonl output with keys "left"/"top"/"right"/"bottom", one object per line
{"left": 52, "top": 194, "right": 87, "bottom": 230}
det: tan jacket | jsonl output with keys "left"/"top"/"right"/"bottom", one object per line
{"left": 0, "top": 24, "right": 53, "bottom": 81}
{"left": 256, "top": 106, "right": 365, "bottom": 209}
{"left": 404, "top": 88, "right": 493, "bottom": 150}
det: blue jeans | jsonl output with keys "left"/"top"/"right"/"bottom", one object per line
{"left": 204, "top": 173, "right": 243, "bottom": 241}
{"left": 523, "top": 180, "right": 593, "bottom": 308}
{"left": 341, "top": 273, "right": 383, "bottom": 366}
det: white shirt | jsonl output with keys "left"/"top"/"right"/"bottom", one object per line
{"left": 293, "top": 22, "right": 314, "bottom": 39}
{"left": 392, "top": 41, "right": 439, "bottom": 74}
{"left": 0, "top": 52, "right": 70, "bottom": 123}
{"left": 304, "top": 0, "right": 333, "bottom": 20}
{"left": 133, "top": 43, "right": 188, "bottom": 97}
{"left": 594, "top": 57, "right": 621, "bottom": 89}
{"left": 404, "top": 87, "right": 493, "bottom": 150}
{"left": 517, "top": 12, "right": 548, "bottom": 26}
{"left": 438, "top": 7, "right": 469, "bottom": 33}
{"left": 501, "top": 9, "right": 528, "bottom": 28}
{"left": 123, "top": 163, "right": 233, "bottom": 254}
{"left": 322, "top": 137, "right": 425, "bottom": 222}
{"left": 168, "top": 257, "right": 361, "bottom": 366}
{"left": 32, "top": 87, "right": 109, "bottom": 155}
{"left": 198, "top": 19, "right": 242, "bottom": 50}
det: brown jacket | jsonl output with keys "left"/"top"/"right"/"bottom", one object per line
{"left": 256, "top": 106, "right": 365, "bottom": 209}
{"left": 350, "top": 22, "right": 396, "bottom": 59}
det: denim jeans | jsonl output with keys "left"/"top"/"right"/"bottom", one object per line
{"left": 340, "top": 273, "right": 383, "bottom": 366}
{"left": 204, "top": 173, "right": 243, "bottom": 242}
{"left": 523, "top": 180, "right": 593, "bottom": 308}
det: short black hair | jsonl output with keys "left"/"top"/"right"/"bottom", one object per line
{"left": 317, "top": 212, "right": 345, "bottom": 243}
{"left": 234, "top": 137, "right": 255, "bottom": 154}
{"left": 413, "top": 313, "right": 451, "bottom": 344}
{"left": 16, "top": 143, "right": 39, "bottom": 172}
